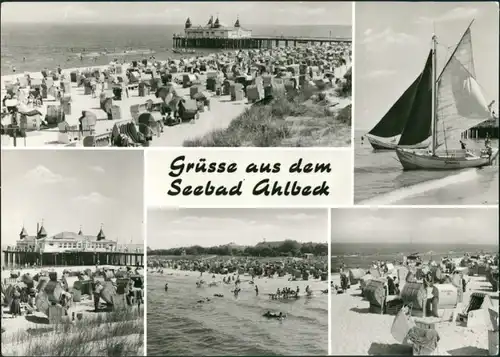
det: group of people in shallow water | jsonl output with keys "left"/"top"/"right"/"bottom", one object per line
{"left": 164, "top": 273, "right": 313, "bottom": 301}
{"left": 269, "top": 285, "right": 311, "bottom": 300}
{"left": 163, "top": 273, "right": 321, "bottom": 323}
{"left": 263, "top": 311, "right": 287, "bottom": 320}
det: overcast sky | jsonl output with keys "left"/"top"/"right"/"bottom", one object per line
{"left": 331, "top": 208, "right": 498, "bottom": 244}
{"left": 148, "top": 208, "right": 327, "bottom": 249}
{"left": 355, "top": 2, "right": 499, "bottom": 130}
{"left": 1, "top": 150, "right": 144, "bottom": 246}
{"left": 1, "top": 2, "right": 352, "bottom": 26}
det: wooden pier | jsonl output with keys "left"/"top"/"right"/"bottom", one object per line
{"left": 462, "top": 117, "right": 499, "bottom": 139}
{"left": 172, "top": 35, "right": 351, "bottom": 50}
{"left": 3, "top": 248, "right": 144, "bottom": 269}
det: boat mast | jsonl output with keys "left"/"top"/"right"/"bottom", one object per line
{"left": 431, "top": 34, "right": 437, "bottom": 156}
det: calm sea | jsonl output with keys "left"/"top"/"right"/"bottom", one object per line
{"left": 331, "top": 242, "right": 498, "bottom": 272}
{"left": 1, "top": 23, "right": 351, "bottom": 74}
{"left": 147, "top": 273, "right": 328, "bottom": 356}
{"left": 354, "top": 130, "right": 499, "bottom": 204}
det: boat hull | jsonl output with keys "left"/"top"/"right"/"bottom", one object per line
{"left": 396, "top": 148, "right": 499, "bottom": 171}
{"left": 366, "top": 135, "right": 430, "bottom": 151}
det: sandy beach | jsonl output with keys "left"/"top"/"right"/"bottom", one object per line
{"left": 149, "top": 83, "right": 250, "bottom": 146}
{"left": 330, "top": 208, "right": 499, "bottom": 356}
{"left": 1, "top": 265, "right": 144, "bottom": 356}
{"left": 331, "top": 273, "right": 498, "bottom": 355}
{"left": 330, "top": 263, "right": 499, "bottom": 356}
{"left": 1, "top": 65, "right": 250, "bottom": 148}
{"left": 2, "top": 40, "right": 351, "bottom": 148}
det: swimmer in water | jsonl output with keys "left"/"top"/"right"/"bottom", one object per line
{"left": 255, "top": 285, "right": 259, "bottom": 296}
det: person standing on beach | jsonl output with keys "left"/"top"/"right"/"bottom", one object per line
{"left": 35, "top": 91, "right": 43, "bottom": 107}
{"left": 10, "top": 288, "right": 22, "bottom": 317}
{"left": 93, "top": 281, "right": 103, "bottom": 311}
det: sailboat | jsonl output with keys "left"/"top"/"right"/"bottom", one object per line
{"left": 365, "top": 53, "right": 433, "bottom": 150}
{"left": 396, "top": 20, "right": 499, "bottom": 170}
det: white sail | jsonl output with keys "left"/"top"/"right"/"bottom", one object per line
{"left": 450, "top": 27, "right": 476, "bottom": 78}
{"left": 435, "top": 28, "right": 491, "bottom": 150}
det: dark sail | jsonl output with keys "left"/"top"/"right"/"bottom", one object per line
{"left": 368, "top": 71, "right": 421, "bottom": 138}
{"left": 398, "top": 50, "right": 433, "bottom": 146}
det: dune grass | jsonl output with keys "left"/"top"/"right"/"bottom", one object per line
{"left": 183, "top": 84, "right": 351, "bottom": 147}
{"left": 2, "top": 307, "right": 144, "bottom": 357}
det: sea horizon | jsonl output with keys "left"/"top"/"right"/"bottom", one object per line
{"left": 330, "top": 241, "right": 498, "bottom": 271}
{"left": 2, "top": 22, "right": 352, "bottom": 27}
{"left": 1, "top": 23, "right": 351, "bottom": 74}
{"left": 331, "top": 242, "right": 498, "bottom": 255}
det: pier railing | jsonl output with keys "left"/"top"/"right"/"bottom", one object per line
{"left": 172, "top": 34, "right": 352, "bottom": 50}
{"left": 3, "top": 249, "right": 145, "bottom": 269}
{"left": 173, "top": 34, "right": 351, "bottom": 42}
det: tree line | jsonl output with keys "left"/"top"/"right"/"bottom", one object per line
{"left": 149, "top": 240, "right": 328, "bottom": 258}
